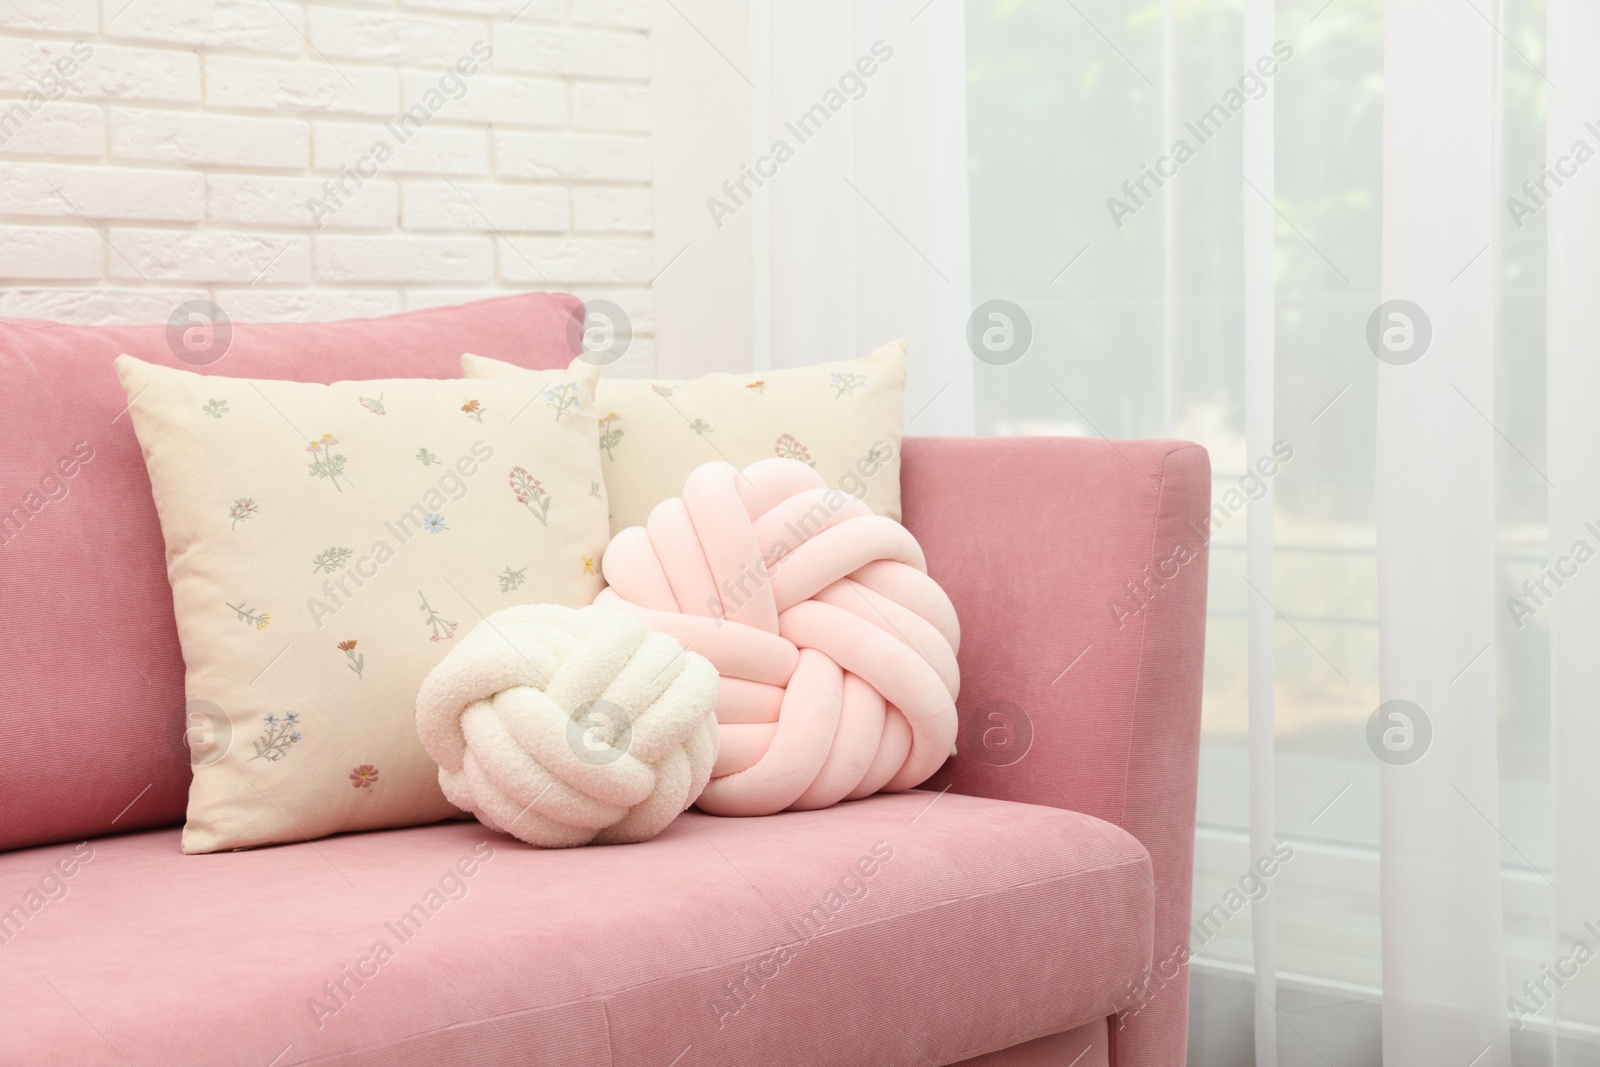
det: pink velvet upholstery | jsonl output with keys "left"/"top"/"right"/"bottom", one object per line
{"left": 1, "top": 429, "right": 1210, "bottom": 1065}
{"left": 907, "top": 436, "right": 1211, "bottom": 1067}
{"left": 0, "top": 793, "right": 1152, "bottom": 1066}
{"left": 0, "top": 293, "right": 580, "bottom": 852}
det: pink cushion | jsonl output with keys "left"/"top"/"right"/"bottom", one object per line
{"left": 0, "top": 792, "right": 1152, "bottom": 1066}
{"left": 0, "top": 293, "right": 581, "bottom": 853}
{"left": 596, "top": 458, "right": 960, "bottom": 815}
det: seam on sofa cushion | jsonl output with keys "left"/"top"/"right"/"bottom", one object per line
{"left": 939, "top": 1014, "right": 1112, "bottom": 1067}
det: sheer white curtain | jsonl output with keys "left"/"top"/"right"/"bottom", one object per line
{"left": 760, "top": 0, "right": 1597, "bottom": 1062}
{"left": 1376, "top": 3, "right": 1508, "bottom": 1063}
{"left": 1241, "top": 0, "right": 1279, "bottom": 1059}
{"left": 956, "top": 0, "right": 1596, "bottom": 1063}
{"left": 755, "top": 0, "right": 974, "bottom": 436}
{"left": 1547, "top": 0, "right": 1600, "bottom": 1052}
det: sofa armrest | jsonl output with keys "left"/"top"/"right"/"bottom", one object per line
{"left": 904, "top": 435, "right": 1210, "bottom": 1067}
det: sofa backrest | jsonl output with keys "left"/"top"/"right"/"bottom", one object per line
{"left": 0, "top": 293, "right": 580, "bottom": 853}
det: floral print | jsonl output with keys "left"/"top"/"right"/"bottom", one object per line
{"left": 203, "top": 399, "right": 229, "bottom": 419}
{"left": 229, "top": 497, "right": 259, "bottom": 530}
{"left": 359, "top": 395, "right": 385, "bottom": 415}
{"left": 830, "top": 371, "right": 867, "bottom": 399}
{"left": 419, "top": 592, "right": 457, "bottom": 642}
{"left": 650, "top": 384, "right": 675, "bottom": 398}
{"left": 306, "top": 434, "right": 347, "bottom": 492}
{"left": 249, "top": 711, "right": 301, "bottom": 762}
{"left": 461, "top": 399, "right": 485, "bottom": 423}
{"left": 416, "top": 448, "right": 438, "bottom": 466}
{"left": 775, "top": 434, "right": 815, "bottom": 466}
{"left": 338, "top": 639, "right": 364, "bottom": 679}
{"left": 423, "top": 513, "right": 448, "bottom": 534}
{"left": 589, "top": 481, "right": 602, "bottom": 499}
{"left": 543, "top": 383, "right": 580, "bottom": 421}
{"left": 689, "top": 419, "right": 712, "bottom": 435}
{"left": 312, "top": 546, "right": 352, "bottom": 574}
{"left": 498, "top": 566, "right": 527, "bottom": 592}
{"left": 583, "top": 555, "right": 596, "bottom": 575}
{"left": 509, "top": 467, "right": 552, "bottom": 526}
{"left": 350, "top": 764, "right": 380, "bottom": 789}
{"left": 598, "top": 413, "right": 624, "bottom": 460}
{"left": 228, "top": 601, "right": 270, "bottom": 629}
{"left": 745, "top": 380, "right": 767, "bottom": 395}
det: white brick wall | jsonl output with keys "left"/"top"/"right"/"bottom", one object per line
{"left": 0, "top": 0, "right": 655, "bottom": 373}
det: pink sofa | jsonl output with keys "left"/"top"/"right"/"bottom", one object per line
{"left": 0, "top": 297, "right": 1210, "bottom": 1066}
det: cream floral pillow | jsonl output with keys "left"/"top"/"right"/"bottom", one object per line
{"left": 463, "top": 341, "right": 906, "bottom": 533}
{"left": 115, "top": 355, "right": 609, "bottom": 853}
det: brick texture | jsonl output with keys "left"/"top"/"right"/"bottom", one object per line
{"left": 0, "top": 0, "right": 655, "bottom": 359}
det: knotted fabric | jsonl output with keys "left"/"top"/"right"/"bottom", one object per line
{"left": 595, "top": 458, "right": 959, "bottom": 816}
{"left": 416, "top": 604, "right": 720, "bottom": 847}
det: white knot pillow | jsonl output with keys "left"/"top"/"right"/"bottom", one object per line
{"left": 415, "top": 604, "right": 720, "bottom": 847}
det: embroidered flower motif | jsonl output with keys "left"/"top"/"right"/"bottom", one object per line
{"left": 423, "top": 513, "right": 448, "bottom": 534}
{"left": 461, "top": 399, "right": 485, "bottom": 423}
{"left": 498, "top": 566, "right": 527, "bottom": 592}
{"left": 306, "top": 434, "right": 347, "bottom": 492}
{"left": 359, "top": 394, "right": 385, "bottom": 415}
{"left": 416, "top": 448, "right": 438, "bottom": 466}
{"left": 598, "top": 413, "right": 624, "bottom": 460}
{"left": 229, "top": 497, "right": 259, "bottom": 530}
{"left": 250, "top": 711, "right": 301, "bottom": 761}
{"left": 583, "top": 555, "right": 595, "bottom": 575}
{"left": 509, "top": 467, "right": 552, "bottom": 526}
{"left": 228, "top": 601, "right": 270, "bottom": 629}
{"left": 419, "top": 592, "right": 457, "bottom": 642}
{"left": 338, "top": 639, "right": 364, "bottom": 679}
{"left": 745, "top": 380, "right": 767, "bottom": 395}
{"left": 775, "top": 434, "right": 815, "bottom": 466}
{"left": 203, "top": 399, "right": 229, "bottom": 419}
{"left": 350, "top": 764, "right": 380, "bottom": 789}
{"left": 543, "top": 382, "right": 580, "bottom": 421}
{"left": 830, "top": 371, "right": 868, "bottom": 399}
{"left": 689, "top": 418, "right": 712, "bottom": 435}
{"left": 312, "top": 546, "right": 353, "bottom": 574}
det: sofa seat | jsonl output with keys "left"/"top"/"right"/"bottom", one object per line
{"left": 0, "top": 791, "right": 1153, "bottom": 1066}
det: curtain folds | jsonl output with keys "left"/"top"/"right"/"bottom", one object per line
{"left": 758, "top": 0, "right": 974, "bottom": 436}
{"left": 1376, "top": 3, "right": 1509, "bottom": 1063}
{"left": 1241, "top": 0, "right": 1279, "bottom": 1063}
{"left": 764, "top": 1, "right": 1596, "bottom": 1061}
{"left": 1547, "top": 0, "right": 1600, "bottom": 1054}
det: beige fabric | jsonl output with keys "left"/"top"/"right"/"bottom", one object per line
{"left": 462, "top": 341, "right": 907, "bottom": 534}
{"left": 115, "top": 355, "right": 609, "bottom": 853}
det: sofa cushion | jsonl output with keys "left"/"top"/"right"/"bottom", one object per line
{"left": 0, "top": 293, "right": 580, "bottom": 853}
{"left": 0, "top": 792, "right": 1152, "bottom": 1066}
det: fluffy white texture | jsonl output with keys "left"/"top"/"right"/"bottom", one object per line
{"left": 416, "top": 603, "right": 719, "bottom": 847}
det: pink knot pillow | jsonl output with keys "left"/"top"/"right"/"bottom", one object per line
{"left": 596, "top": 458, "right": 960, "bottom": 816}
